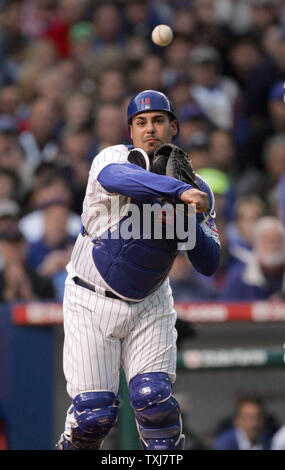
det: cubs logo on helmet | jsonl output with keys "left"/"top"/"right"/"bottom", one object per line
{"left": 141, "top": 96, "right": 151, "bottom": 109}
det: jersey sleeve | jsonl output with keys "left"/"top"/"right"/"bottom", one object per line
{"left": 90, "top": 145, "right": 130, "bottom": 181}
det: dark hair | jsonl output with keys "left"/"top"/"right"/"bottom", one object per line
{"left": 234, "top": 394, "right": 265, "bottom": 417}
{"left": 0, "top": 166, "right": 20, "bottom": 188}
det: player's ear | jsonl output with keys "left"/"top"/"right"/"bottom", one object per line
{"left": 129, "top": 125, "right": 133, "bottom": 140}
{"left": 170, "top": 120, "right": 178, "bottom": 137}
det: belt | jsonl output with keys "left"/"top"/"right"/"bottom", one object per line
{"left": 72, "top": 276, "right": 126, "bottom": 301}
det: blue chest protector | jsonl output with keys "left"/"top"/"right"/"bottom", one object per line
{"left": 90, "top": 199, "right": 185, "bottom": 299}
{"left": 89, "top": 162, "right": 219, "bottom": 300}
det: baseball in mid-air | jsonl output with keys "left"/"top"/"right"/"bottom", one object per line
{"left": 151, "top": 24, "right": 173, "bottom": 47}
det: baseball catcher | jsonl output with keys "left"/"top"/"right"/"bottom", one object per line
{"left": 57, "top": 90, "right": 220, "bottom": 451}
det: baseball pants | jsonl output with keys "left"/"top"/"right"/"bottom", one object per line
{"left": 62, "top": 273, "right": 178, "bottom": 435}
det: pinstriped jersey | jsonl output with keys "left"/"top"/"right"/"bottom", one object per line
{"left": 68, "top": 145, "right": 131, "bottom": 289}
{"left": 67, "top": 144, "right": 220, "bottom": 293}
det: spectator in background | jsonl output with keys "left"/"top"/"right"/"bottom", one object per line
{"left": 239, "top": 80, "right": 285, "bottom": 171}
{"left": 20, "top": 0, "right": 55, "bottom": 40}
{"left": 0, "top": 168, "right": 20, "bottom": 202}
{"left": 166, "top": 78, "right": 193, "bottom": 117}
{"left": 267, "top": 81, "right": 285, "bottom": 134}
{"left": 19, "top": 166, "right": 80, "bottom": 242}
{"left": 188, "top": 141, "right": 211, "bottom": 174}
{"left": 26, "top": 197, "right": 76, "bottom": 301}
{"left": 62, "top": 92, "right": 93, "bottom": 133}
{"left": 227, "top": 33, "right": 263, "bottom": 89}
{"left": 0, "top": 198, "right": 20, "bottom": 231}
{"left": 192, "top": 0, "right": 233, "bottom": 52}
{"left": 0, "top": 0, "right": 28, "bottom": 85}
{"left": 249, "top": 0, "right": 277, "bottom": 41}
{"left": 95, "top": 68, "right": 127, "bottom": 106}
{"left": 188, "top": 45, "right": 240, "bottom": 131}
{"left": 0, "top": 208, "right": 55, "bottom": 302}
{"left": 0, "top": 84, "right": 28, "bottom": 128}
{"left": 60, "top": 126, "right": 93, "bottom": 214}
{"left": 208, "top": 128, "right": 237, "bottom": 175}
{"left": 222, "top": 216, "right": 285, "bottom": 301}
{"left": 216, "top": 0, "right": 253, "bottom": 34}
{"left": 124, "top": 34, "right": 150, "bottom": 69}
{"left": 176, "top": 102, "right": 212, "bottom": 155}
{"left": 21, "top": 37, "right": 58, "bottom": 75}
{"left": 68, "top": 21, "right": 96, "bottom": 75}
{"left": 213, "top": 395, "right": 273, "bottom": 450}
{"left": 0, "top": 119, "right": 32, "bottom": 201}
{"left": 226, "top": 195, "right": 267, "bottom": 266}
{"left": 172, "top": 7, "right": 196, "bottom": 38}
{"left": 90, "top": 104, "right": 128, "bottom": 154}
{"left": 124, "top": 0, "right": 151, "bottom": 39}
{"left": 56, "top": 57, "right": 82, "bottom": 95}
{"left": 124, "top": 0, "right": 163, "bottom": 40}
{"left": 91, "top": 2, "right": 125, "bottom": 52}
{"left": 16, "top": 38, "right": 58, "bottom": 102}
{"left": 262, "top": 23, "right": 281, "bottom": 61}
{"left": 263, "top": 134, "right": 285, "bottom": 201}
{"left": 243, "top": 25, "right": 285, "bottom": 132}
{"left": 162, "top": 33, "right": 195, "bottom": 89}
{"left": 44, "top": 0, "right": 86, "bottom": 57}
{"left": 133, "top": 54, "right": 164, "bottom": 93}
{"left": 35, "top": 59, "right": 81, "bottom": 114}
{"left": 18, "top": 97, "right": 59, "bottom": 168}
{"left": 236, "top": 133, "right": 285, "bottom": 206}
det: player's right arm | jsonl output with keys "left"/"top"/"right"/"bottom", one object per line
{"left": 98, "top": 162, "right": 208, "bottom": 212}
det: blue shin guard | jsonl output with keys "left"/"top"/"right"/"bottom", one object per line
{"left": 57, "top": 391, "right": 119, "bottom": 450}
{"left": 129, "top": 372, "right": 185, "bottom": 450}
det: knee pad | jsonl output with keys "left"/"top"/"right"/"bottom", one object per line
{"left": 63, "top": 391, "right": 119, "bottom": 450}
{"left": 129, "top": 372, "right": 185, "bottom": 450}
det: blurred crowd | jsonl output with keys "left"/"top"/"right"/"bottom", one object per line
{"left": 0, "top": 0, "right": 285, "bottom": 304}
{"left": 1, "top": 0, "right": 285, "bottom": 453}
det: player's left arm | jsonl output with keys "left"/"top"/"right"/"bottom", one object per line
{"left": 185, "top": 175, "right": 220, "bottom": 277}
{"left": 186, "top": 219, "right": 220, "bottom": 277}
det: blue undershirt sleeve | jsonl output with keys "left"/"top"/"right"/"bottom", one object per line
{"left": 98, "top": 163, "right": 192, "bottom": 201}
{"left": 186, "top": 222, "right": 220, "bottom": 276}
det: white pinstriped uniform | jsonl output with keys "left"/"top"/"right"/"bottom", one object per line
{"left": 62, "top": 145, "right": 178, "bottom": 436}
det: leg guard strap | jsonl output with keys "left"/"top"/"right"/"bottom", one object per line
{"left": 134, "top": 397, "right": 185, "bottom": 450}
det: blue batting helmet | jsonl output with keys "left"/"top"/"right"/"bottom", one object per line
{"left": 127, "top": 90, "right": 177, "bottom": 125}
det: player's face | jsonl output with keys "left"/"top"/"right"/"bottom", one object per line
{"left": 234, "top": 403, "right": 264, "bottom": 442}
{"left": 130, "top": 111, "right": 178, "bottom": 157}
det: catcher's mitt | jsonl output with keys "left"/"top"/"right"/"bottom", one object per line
{"left": 152, "top": 144, "right": 200, "bottom": 211}
{"left": 152, "top": 143, "right": 200, "bottom": 189}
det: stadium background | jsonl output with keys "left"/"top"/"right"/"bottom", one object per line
{"left": 0, "top": 0, "right": 285, "bottom": 450}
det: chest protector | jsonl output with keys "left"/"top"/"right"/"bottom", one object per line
{"left": 90, "top": 174, "right": 214, "bottom": 300}
{"left": 91, "top": 199, "right": 182, "bottom": 300}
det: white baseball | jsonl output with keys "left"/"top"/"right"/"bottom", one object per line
{"left": 151, "top": 24, "right": 173, "bottom": 47}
